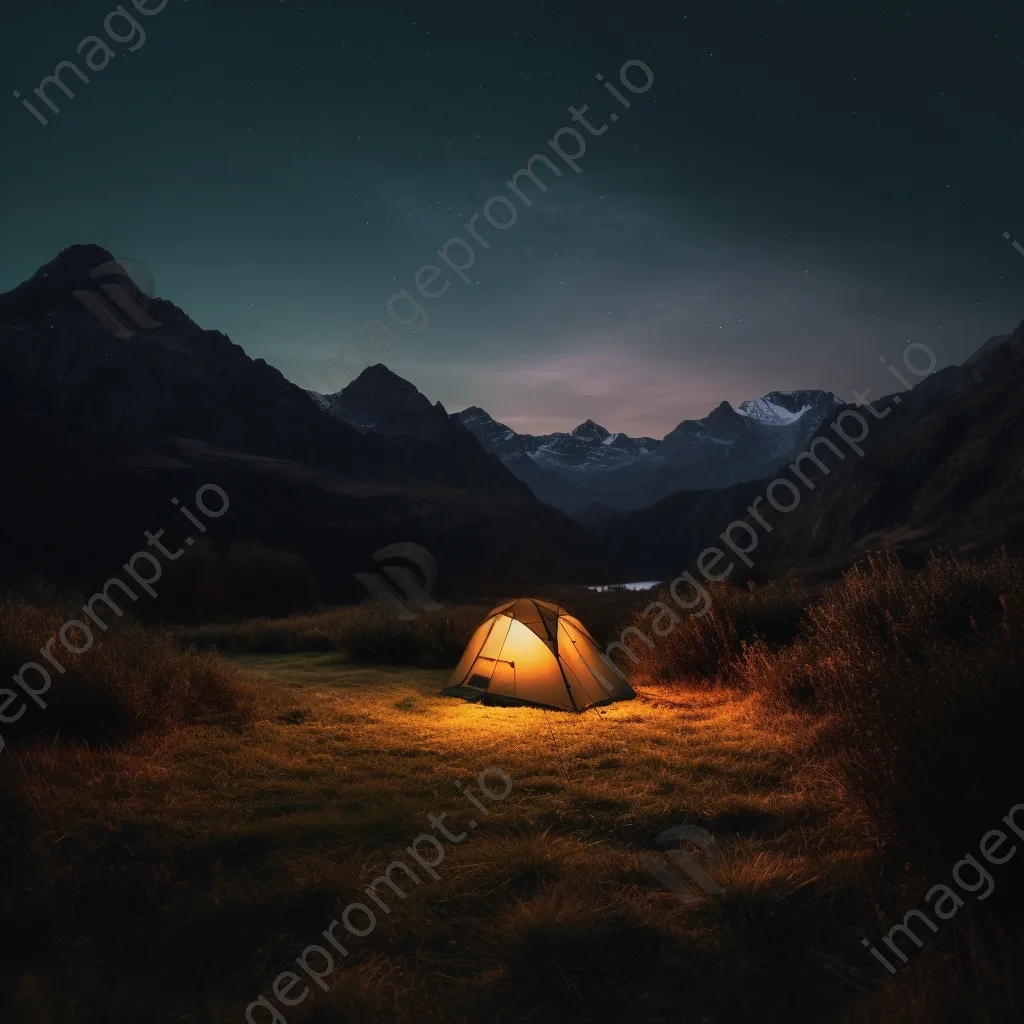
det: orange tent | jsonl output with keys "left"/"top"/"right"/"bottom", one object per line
{"left": 443, "top": 598, "right": 636, "bottom": 711}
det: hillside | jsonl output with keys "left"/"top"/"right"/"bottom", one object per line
{"left": 0, "top": 247, "right": 612, "bottom": 601}
{"left": 600, "top": 324, "right": 1024, "bottom": 581}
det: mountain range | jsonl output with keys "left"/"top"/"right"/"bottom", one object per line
{"left": 0, "top": 245, "right": 606, "bottom": 601}
{"left": 453, "top": 390, "right": 844, "bottom": 512}
{"left": 594, "top": 324, "right": 1024, "bottom": 580}
{"left": 312, "top": 372, "right": 844, "bottom": 513}
{"left": 306, "top": 328, "right": 1024, "bottom": 579}
{"left": 3, "top": 243, "right": 1021, "bottom": 600}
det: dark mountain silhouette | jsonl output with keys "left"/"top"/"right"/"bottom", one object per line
{"left": 751, "top": 323, "right": 1024, "bottom": 577}
{"left": 600, "top": 323, "right": 1024, "bottom": 580}
{"left": 0, "top": 245, "right": 517, "bottom": 496}
{"left": 8, "top": 244, "right": 1016, "bottom": 599}
{"left": 0, "top": 246, "right": 612, "bottom": 599}
{"left": 310, "top": 364, "right": 454, "bottom": 442}
{"left": 1, "top": 408, "right": 606, "bottom": 603}
{"left": 585, "top": 478, "right": 775, "bottom": 580}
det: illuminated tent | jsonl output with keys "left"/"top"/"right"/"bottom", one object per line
{"left": 442, "top": 598, "right": 636, "bottom": 712}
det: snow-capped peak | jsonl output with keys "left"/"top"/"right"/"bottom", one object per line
{"left": 736, "top": 393, "right": 811, "bottom": 426}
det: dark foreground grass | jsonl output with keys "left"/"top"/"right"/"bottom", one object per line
{"left": 172, "top": 586, "right": 654, "bottom": 667}
{"left": 2, "top": 556, "right": 1023, "bottom": 1023}
{"left": 175, "top": 601, "right": 490, "bottom": 667}
{"left": 737, "top": 551, "right": 1024, "bottom": 861}
{"left": 2, "top": 655, "right": 880, "bottom": 1024}
{"left": 0, "top": 595, "right": 255, "bottom": 747}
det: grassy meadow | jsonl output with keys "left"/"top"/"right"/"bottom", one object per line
{"left": 1, "top": 552, "right": 1022, "bottom": 1023}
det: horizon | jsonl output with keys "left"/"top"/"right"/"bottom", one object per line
{"left": 2, "top": 241, "right": 1017, "bottom": 438}
{"left": 316, "top": 357, "right": 854, "bottom": 440}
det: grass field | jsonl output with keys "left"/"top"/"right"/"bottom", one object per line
{"left": 3, "top": 553, "right": 1023, "bottom": 1023}
{"left": 3, "top": 652, "right": 876, "bottom": 1024}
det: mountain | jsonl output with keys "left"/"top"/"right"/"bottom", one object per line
{"left": 749, "top": 324, "right": 1024, "bottom": 577}
{"left": 601, "top": 324, "right": 1024, "bottom": 581}
{"left": 0, "top": 245, "right": 613, "bottom": 598}
{"left": 736, "top": 390, "right": 827, "bottom": 426}
{"left": 0, "top": 245, "right": 519, "bottom": 496}
{"left": 309, "top": 364, "right": 453, "bottom": 442}
{"left": 455, "top": 390, "right": 844, "bottom": 514}
{"left": 312, "top": 363, "right": 843, "bottom": 517}
{"left": 456, "top": 408, "right": 661, "bottom": 467}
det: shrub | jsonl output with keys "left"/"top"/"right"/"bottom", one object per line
{"left": 177, "top": 600, "right": 488, "bottom": 667}
{"left": 331, "top": 602, "right": 486, "bottom": 666}
{"left": 0, "top": 594, "right": 247, "bottom": 747}
{"left": 739, "top": 550, "right": 1024, "bottom": 861}
{"left": 620, "top": 578, "right": 814, "bottom": 684}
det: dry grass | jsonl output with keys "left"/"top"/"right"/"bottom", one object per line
{"left": 623, "top": 579, "right": 814, "bottom": 684}
{"left": 1, "top": 654, "right": 878, "bottom": 1023}
{"left": 176, "top": 601, "right": 491, "bottom": 667}
{"left": 3, "top": 556, "right": 1023, "bottom": 1022}
{"left": 0, "top": 595, "right": 254, "bottom": 746}
{"left": 736, "top": 551, "right": 1024, "bottom": 862}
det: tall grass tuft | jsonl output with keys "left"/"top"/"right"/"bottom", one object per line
{"left": 737, "top": 550, "right": 1024, "bottom": 862}
{"left": 177, "top": 600, "right": 488, "bottom": 667}
{"left": 0, "top": 594, "right": 248, "bottom": 747}
{"left": 622, "top": 579, "right": 813, "bottom": 684}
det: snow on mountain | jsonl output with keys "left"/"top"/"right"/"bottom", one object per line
{"left": 736, "top": 390, "right": 839, "bottom": 426}
{"left": 307, "top": 370, "right": 845, "bottom": 514}
{"left": 457, "top": 389, "right": 845, "bottom": 512}
{"left": 737, "top": 396, "right": 809, "bottom": 425}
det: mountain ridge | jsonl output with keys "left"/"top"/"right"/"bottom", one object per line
{"left": 600, "top": 324, "right": 1024, "bottom": 580}
{"left": 0, "top": 244, "right": 613, "bottom": 596}
{"left": 314, "top": 364, "right": 844, "bottom": 514}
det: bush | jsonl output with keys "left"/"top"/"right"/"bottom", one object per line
{"left": 620, "top": 578, "right": 814, "bottom": 684}
{"left": 0, "top": 594, "right": 247, "bottom": 747}
{"left": 332, "top": 602, "right": 486, "bottom": 666}
{"left": 738, "top": 550, "right": 1024, "bottom": 861}
{"left": 177, "top": 600, "right": 488, "bottom": 667}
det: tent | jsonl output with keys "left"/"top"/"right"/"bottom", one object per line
{"left": 442, "top": 598, "right": 636, "bottom": 712}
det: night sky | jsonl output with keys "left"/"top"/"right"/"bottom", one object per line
{"left": 2, "top": 0, "right": 1022, "bottom": 436}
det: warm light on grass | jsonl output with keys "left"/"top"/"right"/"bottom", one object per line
{"left": 3, "top": 653, "right": 866, "bottom": 1022}
{"left": 3, "top": 554, "right": 1023, "bottom": 1023}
